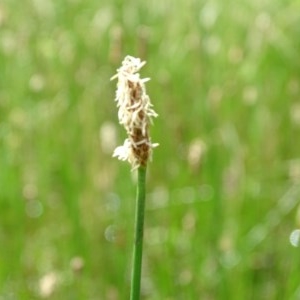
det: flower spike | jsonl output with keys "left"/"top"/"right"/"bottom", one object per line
{"left": 111, "top": 56, "right": 158, "bottom": 170}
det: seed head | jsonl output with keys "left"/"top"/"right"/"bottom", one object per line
{"left": 111, "top": 56, "right": 158, "bottom": 170}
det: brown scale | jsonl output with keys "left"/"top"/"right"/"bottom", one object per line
{"left": 127, "top": 80, "right": 150, "bottom": 166}
{"left": 131, "top": 129, "right": 150, "bottom": 167}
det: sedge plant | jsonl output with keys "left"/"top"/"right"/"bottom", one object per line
{"left": 111, "top": 56, "right": 158, "bottom": 299}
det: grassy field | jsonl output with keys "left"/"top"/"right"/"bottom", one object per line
{"left": 1, "top": 0, "right": 300, "bottom": 299}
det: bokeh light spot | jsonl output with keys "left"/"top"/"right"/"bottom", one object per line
{"left": 290, "top": 229, "right": 300, "bottom": 247}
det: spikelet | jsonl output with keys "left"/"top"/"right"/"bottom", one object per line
{"left": 111, "top": 56, "right": 158, "bottom": 170}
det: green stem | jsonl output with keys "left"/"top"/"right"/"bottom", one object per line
{"left": 130, "top": 166, "right": 147, "bottom": 300}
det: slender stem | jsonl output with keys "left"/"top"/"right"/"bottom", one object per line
{"left": 130, "top": 166, "right": 147, "bottom": 300}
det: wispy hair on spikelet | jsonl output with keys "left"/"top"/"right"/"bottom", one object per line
{"left": 111, "top": 56, "right": 158, "bottom": 170}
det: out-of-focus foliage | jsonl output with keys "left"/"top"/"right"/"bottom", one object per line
{"left": 1, "top": 0, "right": 300, "bottom": 299}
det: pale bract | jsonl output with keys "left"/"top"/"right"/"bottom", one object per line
{"left": 111, "top": 56, "right": 158, "bottom": 170}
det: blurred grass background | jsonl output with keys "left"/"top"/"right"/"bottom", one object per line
{"left": 1, "top": 0, "right": 300, "bottom": 299}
